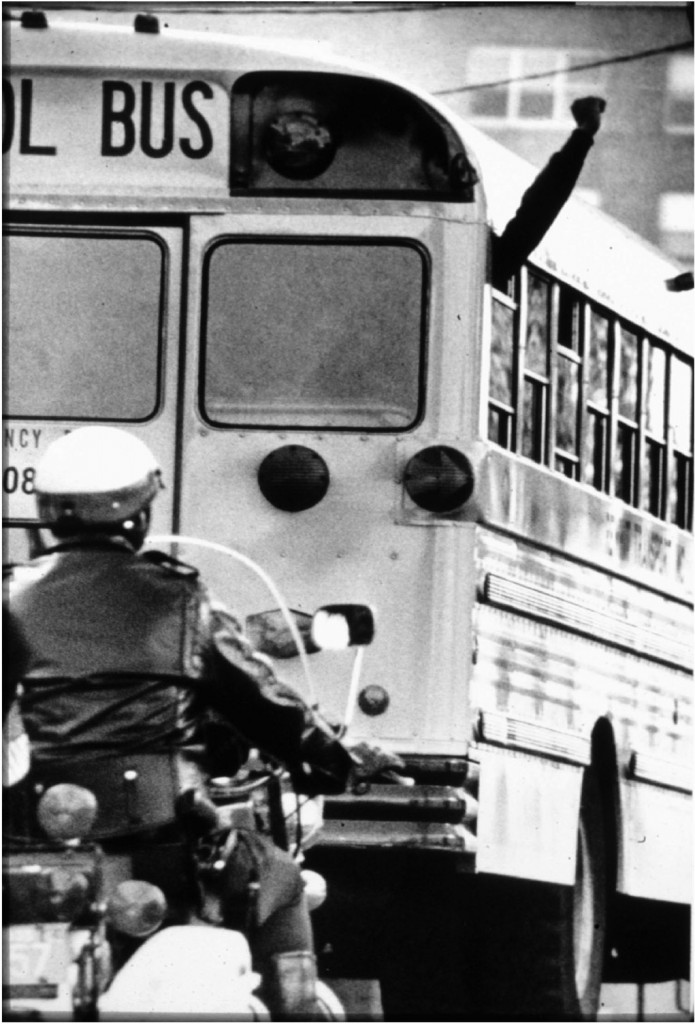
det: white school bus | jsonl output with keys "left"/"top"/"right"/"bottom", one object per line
{"left": 3, "top": 11, "right": 692, "bottom": 1020}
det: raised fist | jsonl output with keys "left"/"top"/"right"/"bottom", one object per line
{"left": 571, "top": 96, "right": 606, "bottom": 137}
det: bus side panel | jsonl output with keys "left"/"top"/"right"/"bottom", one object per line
{"left": 618, "top": 781, "right": 692, "bottom": 904}
{"left": 471, "top": 515, "right": 692, "bottom": 897}
{"left": 475, "top": 745, "right": 583, "bottom": 884}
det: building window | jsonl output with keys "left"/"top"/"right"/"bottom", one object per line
{"left": 466, "top": 47, "right": 607, "bottom": 127}
{"left": 665, "top": 53, "right": 694, "bottom": 133}
{"left": 659, "top": 192, "right": 694, "bottom": 267}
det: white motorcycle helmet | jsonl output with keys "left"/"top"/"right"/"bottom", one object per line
{"left": 35, "top": 426, "right": 163, "bottom": 533}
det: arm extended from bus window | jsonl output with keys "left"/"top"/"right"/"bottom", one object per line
{"left": 493, "top": 96, "right": 606, "bottom": 285}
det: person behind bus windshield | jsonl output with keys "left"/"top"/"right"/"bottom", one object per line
{"left": 493, "top": 95, "right": 606, "bottom": 285}
{"left": 3, "top": 425, "right": 404, "bottom": 1020}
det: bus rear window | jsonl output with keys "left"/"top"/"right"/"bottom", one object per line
{"left": 4, "top": 232, "right": 163, "bottom": 421}
{"left": 202, "top": 241, "right": 424, "bottom": 430}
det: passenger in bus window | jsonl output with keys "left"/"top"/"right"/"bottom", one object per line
{"left": 494, "top": 95, "right": 606, "bottom": 285}
{"left": 4, "top": 427, "right": 404, "bottom": 1020}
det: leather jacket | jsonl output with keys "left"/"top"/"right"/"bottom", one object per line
{"left": 5, "top": 535, "right": 353, "bottom": 799}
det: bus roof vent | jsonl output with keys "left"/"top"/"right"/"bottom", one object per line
{"left": 20, "top": 10, "right": 48, "bottom": 29}
{"left": 134, "top": 13, "right": 160, "bottom": 34}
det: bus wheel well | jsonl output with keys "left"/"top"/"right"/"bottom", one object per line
{"left": 589, "top": 717, "right": 620, "bottom": 895}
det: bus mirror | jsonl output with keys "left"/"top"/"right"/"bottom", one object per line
{"left": 311, "top": 604, "right": 375, "bottom": 651}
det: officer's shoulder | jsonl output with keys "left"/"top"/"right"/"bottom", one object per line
{"left": 141, "top": 549, "right": 200, "bottom": 579}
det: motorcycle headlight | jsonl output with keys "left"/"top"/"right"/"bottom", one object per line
{"left": 106, "top": 880, "right": 167, "bottom": 938}
{"left": 37, "top": 784, "right": 98, "bottom": 841}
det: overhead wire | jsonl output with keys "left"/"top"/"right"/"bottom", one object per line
{"left": 433, "top": 40, "right": 693, "bottom": 96}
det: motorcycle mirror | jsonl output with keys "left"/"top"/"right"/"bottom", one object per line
{"left": 245, "top": 608, "right": 319, "bottom": 658}
{"left": 311, "top": 604, "right": 375, "bottom": 650}
{"left": 37, "top": 783, "right": 98, "bottom": 841}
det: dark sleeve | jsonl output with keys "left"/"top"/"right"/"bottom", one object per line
{"left": 494, "top": 129, "right": 594, "bottom": 283}
{"left": 3, "top": 604, "right": 30, "bottom": 720}
{"left": 199, "top": 596, "right": 353, "bottom": 796}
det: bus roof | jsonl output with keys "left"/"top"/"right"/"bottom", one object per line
{"left": 4, "top": 14, "right": 364, "bottom": 76}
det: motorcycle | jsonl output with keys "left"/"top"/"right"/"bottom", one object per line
{"left": 4, "top": 749, "right": 346, "bottom": 1020}
{"left": 3, "top": 536, "right": 379, "bottom": 1022}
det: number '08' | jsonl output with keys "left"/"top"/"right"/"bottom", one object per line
{"left": 3, "top": 466, "right": 35, "bottom": 494}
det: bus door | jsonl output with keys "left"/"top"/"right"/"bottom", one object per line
{"left": 177, "top": 212, "right": 470, "bottom": 741}
{"left": 3, "top": 224, "right": 183, "bottom": 562}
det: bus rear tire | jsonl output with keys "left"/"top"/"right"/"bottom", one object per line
{"left": 471, "top": 767, "right": 607, "bottom": 1021}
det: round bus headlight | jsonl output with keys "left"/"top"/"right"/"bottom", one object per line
{"left": 403, "top": 445, "right": 474, "bottom": 513}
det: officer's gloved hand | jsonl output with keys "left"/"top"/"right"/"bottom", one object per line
{"left": 571, "top": 96, "right": 606, "bottom": 137}
{"left": 346, "top": 740, "right": 413, "bottom": 787}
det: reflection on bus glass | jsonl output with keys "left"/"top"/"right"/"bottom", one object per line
{"left": 556, "top": 356, "right": 579, "bottom": 460}
{"left": 588, "top": 311, "right": 609, "bottom": 410}
{"left": 203, "top": 242, "right": 424, "bottom": 429}
{"left": 645, "top": 344, "right": 667, "bottom": 438}
{"left": 5, "top": 233, "right": 162, "bottom": 420}
{"left": 671, "top": 357, "right": 694, "bottom": 453}
{"left": 619, "top": 328, "right": 639, "bottom": 421}
{"left": 490, "top": 302, "right": 514, "bottom": 410}
{"left": 525, "top": 274, "right": 550, "bottom": 376}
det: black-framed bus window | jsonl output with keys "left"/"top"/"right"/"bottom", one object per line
{"left": 584, "top": 308, "right": 611, "bottom": 494}
{"left": 486, "top": 254, "right": 693, "bottom": 532}
{"left": 521, "top": 270, "right": 551, "bottom": 464}
{"left": 554, "top": 288, "right": 582, "bottom": 479}
{"left": 489, "top": 282, "right": 518, "bottom": 449}
{"left": 615, "top": 325, "right": 640, "bottom": 506}
{"left": 669, "top": 354, "right": 694, "bottom": 529}
{"left": 642, "top": 340, "right": 667, "bottom": 518}
{"left": 4, "top": 229, "right": 166, "bottom": 422}
{"left": 200, "top": 237, "right": 428, "bottom": 432}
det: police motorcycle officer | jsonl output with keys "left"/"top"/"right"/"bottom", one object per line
{"left": 4, "top": 426, "right": 402, "bottom": 1020}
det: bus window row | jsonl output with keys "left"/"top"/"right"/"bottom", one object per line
{"left": 488, "top": 265, "right": 693, "bottom": 531}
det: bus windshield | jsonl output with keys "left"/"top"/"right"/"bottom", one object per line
{"left": 202, "top": 240, "right": 425, "bottom": 429}
{"left": 4, "top": 232, "right": 163, "bottom": 421}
